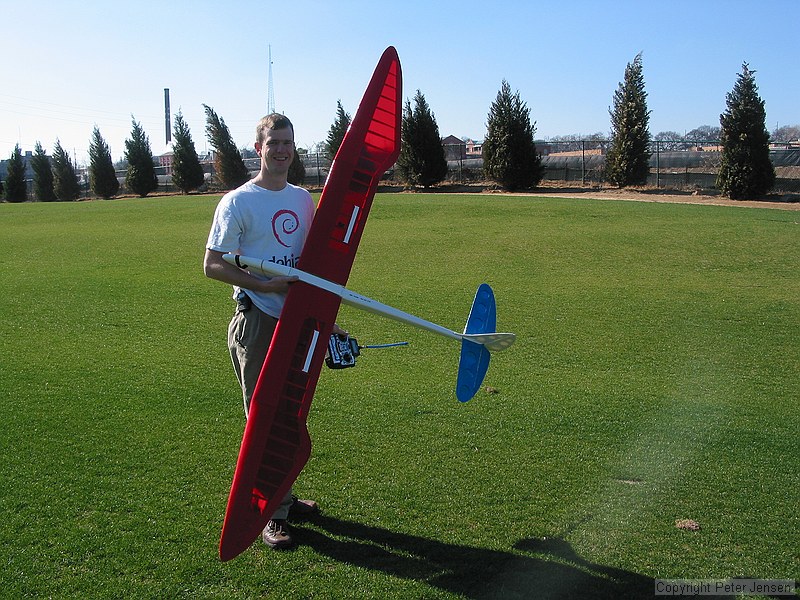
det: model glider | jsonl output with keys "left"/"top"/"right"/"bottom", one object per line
{"left": 218, "top": 46, "right": 403, "bottom": 561}
{"left": 218, "top": 46, "right": 515, "bottom": 562}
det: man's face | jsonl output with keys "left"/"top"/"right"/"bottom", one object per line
{"left": 256, "top": 126, "right": 295, "bottom": 174}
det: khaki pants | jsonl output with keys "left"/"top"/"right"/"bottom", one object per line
{"left": 227, "top": 303, "right": 293, "bottom": 520}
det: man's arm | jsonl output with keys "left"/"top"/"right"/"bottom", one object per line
{"left": 204, "top": 248, "right": 347, "bottom": 334}
{"left": 203, "top": 248, "right": 297, "bottom": 293}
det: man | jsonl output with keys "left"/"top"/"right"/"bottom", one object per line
{"left": 204, "top": 113, "right": 323, "bottom": 550}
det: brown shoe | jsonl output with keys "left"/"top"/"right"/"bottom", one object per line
{"left": 289, "top": 495, "right": 319, "bottom": 519}
{"left": 262, "top": 519, "right": 293, "bottom": 549}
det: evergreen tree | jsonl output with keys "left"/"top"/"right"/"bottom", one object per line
{"left": 4, "top": 144, "right": 28, "bottom": 202}
{"left": 483, "top": 80, "right": 542, "bottom": 191}
{"left": 203, "top": 104, "right": 249, "bottom": 189}
{"left": 31, "top": 141, "right": 56, "bottom": 202}
{"left": 171, "top": 111, "right": 206, "bottom": 194}
{"left": 89, "top": 126, "right": 120, "bottom": 199}
{"left": 605, "top": 53, "right": 651, "bottom": 187}
{"left": 324, "top": 100, "right": 351, "bottom": 162}
{"left": 124, "top": 117, "right": 158, "bottom": 197}
{"left": 52, "top": 140, "right": 81, "bottom": 201}
{"left": 717, "top": 63, "right": 775, "bottom": 200}
{"left": 397, "top": 90, "right": 448, "bottom": 188}
{"left": 288, "top": 151, "right": 306, "bottom": 186}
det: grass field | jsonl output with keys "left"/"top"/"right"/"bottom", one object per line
{"left": 1, "top": 193, "right": 797, "bottom": 599}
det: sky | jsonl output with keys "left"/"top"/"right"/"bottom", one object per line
{"left": 1, "top": 0, "right": 798, "bottom": 165}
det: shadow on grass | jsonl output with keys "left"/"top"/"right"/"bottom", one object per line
{"left": 293, "top": 515, "right": 656, "bottom": 599}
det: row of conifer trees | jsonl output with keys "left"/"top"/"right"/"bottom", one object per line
{"left": 0, "top": 105, "right": 273, "bottom": 202}
{"left": 2, "top": 58, "right": 778, "bottom": 202}
{"left": 328, "top": 57, "right": 777, "bottom": 199}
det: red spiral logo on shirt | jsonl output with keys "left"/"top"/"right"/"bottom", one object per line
{"left": 272, "top": 209, "right": 299, "bottom": 247}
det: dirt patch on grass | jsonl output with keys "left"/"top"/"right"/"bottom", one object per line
{"left": 525, "top": 183, "right": 800, "bottom": 211}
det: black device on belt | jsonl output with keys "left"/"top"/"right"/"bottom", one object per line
{"left": 235, "top": 290, "right": 252, "bottom": 313}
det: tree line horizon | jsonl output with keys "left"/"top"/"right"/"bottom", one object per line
{"left": 2, "top": 56, "right": 787, "bottom": 202}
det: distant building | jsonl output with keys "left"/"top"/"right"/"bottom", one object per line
{"left": 465, "top": 138, "right": 482, "bottom": 157}
{"left": 0, "top": 150, "right": 33, "bottom": 179}
{"left": 157, "top": 144, "right": 218, "bottom": 177}
{"left": 158, "top": 142, "right": 174, "bottom": 175}
{"left": 441, "top": 135, "right": 466, "bottom": 160}
{"left": 770, "top": 140, "right": 800, "bottom": 150}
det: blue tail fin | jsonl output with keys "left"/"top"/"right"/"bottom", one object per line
{"left": 456, "top": 284, "right": 496, "bottom": 402}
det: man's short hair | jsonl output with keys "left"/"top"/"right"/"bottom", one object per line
{"left": 256, "top": 113, "right": 294, "bottom": 144}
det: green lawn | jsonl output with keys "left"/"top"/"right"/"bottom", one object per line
{"left": 1, "top": 194, "right": 797, "bottom": 599}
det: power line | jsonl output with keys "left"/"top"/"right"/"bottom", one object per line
{"left": 0, "top": 93, "right": 161, "bottom": 122}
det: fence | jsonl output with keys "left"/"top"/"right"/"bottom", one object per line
{"left": 535, "top": 140, "right": 726, "bottom": 189}
{"left": 126, "top": 142, "right": 800, "bottom": 194}
{"left": 444, "top": 141, "right": 800, "bottom": 192}
{"left": 9, "top": 141, "right": 800, "bottom": 199}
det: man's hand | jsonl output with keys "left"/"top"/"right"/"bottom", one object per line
{"left": 263, "top": 275, "right": 299, "bottom": 293}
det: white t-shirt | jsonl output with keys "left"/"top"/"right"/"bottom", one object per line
{"left": 206, "top": 180, "right": 315, "bottom": 318}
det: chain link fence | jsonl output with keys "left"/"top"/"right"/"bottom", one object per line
{"left": 444, "top": 141, "right": 800, "bottom": 192}
{"left": 10, "top": 141, "right": 799, "bottom": 198}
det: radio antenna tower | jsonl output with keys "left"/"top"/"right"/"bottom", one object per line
{"left": 267, "top": 45, "right": 275, "bottom": 114}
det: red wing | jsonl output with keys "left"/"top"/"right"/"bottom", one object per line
{"left": 299, "top": 47, "right": 402, "bottom": 284}
{"left": 218, "top": 285, "right": 339, "bottom": 561}
{"left": 219, "top": 47, "right": 402, "bottom": 561}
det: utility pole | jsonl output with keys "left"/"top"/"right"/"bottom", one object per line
{"left": 164, "top": 88, "right": 171, "bottom": 144}
{"left": 267, "top": 46, "right": 275, "bottom": 114}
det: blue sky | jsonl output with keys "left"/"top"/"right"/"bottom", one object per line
{"left": 1, "top": 0, "right": 798, "bottom": 164}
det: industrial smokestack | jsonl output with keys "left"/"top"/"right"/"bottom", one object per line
{"left": 164, "top": 88, "right": 171, "bottom": 144}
